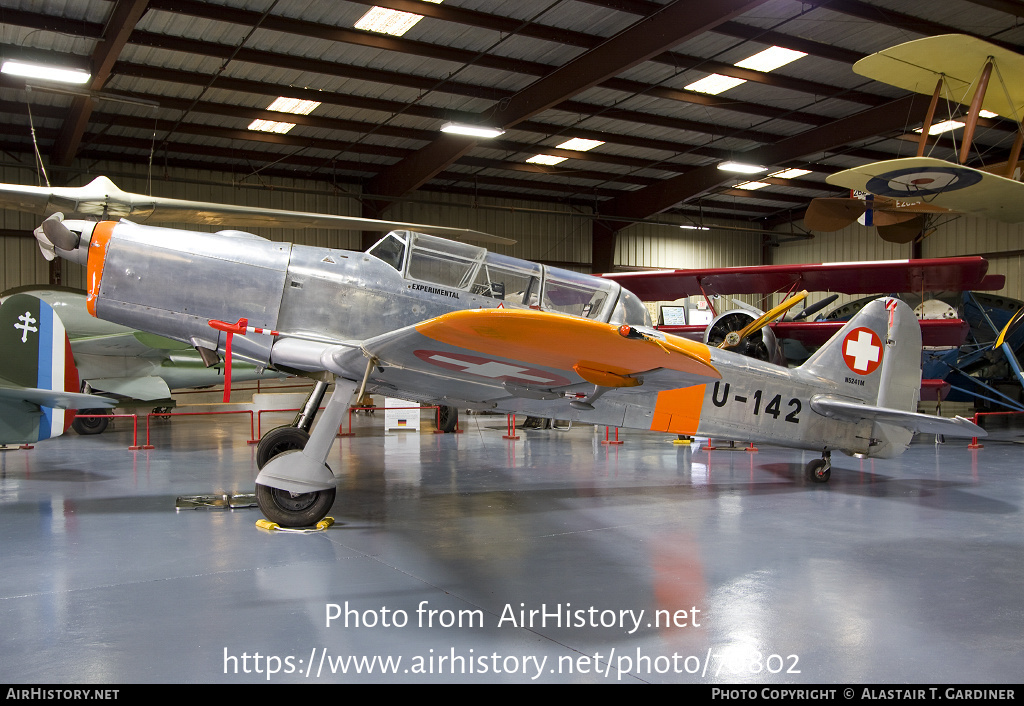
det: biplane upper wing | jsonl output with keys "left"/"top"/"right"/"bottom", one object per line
{"left": 602, "top": 256, "right": 1002, "bottom": 301}
{"left": 0, "top": 176, "right": 514, "bottom": 246}
{"left": 852, "top": 34, "right": 1024, "bottom": 118}
{"left": 659, "top": 319, "right": 970, "bottom": 348}
{"left": 316, "top": 309, "right": 721, "bottom": 421}
{"left": 826, "top": 158, "right": 1024, "bottom": 224}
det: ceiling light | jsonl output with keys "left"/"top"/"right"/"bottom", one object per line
{"left": 913, "top": 120, "right": 965, "bottom": 135}
{"left": 734, "top": 46, "right": 807, "bottom": 72}
{"left": 526, "top": 155, "right": 566, "bottom": 166}
{"left": 685, "top": 74, "right": 746, "bottom": 95}
{"left": 734, "top": 181, "right": 770, "bottom": 190}
{"left": 440, "top": 122, "right": 504, "bottom": 138}
{"left": 1, "top": 60, "right": 90, "bottom": 84}
{"left": 680, "top": 224, "right": 710, "bottom": 230}
{"left": 266, "top": 97, "right": 321, "bottom": 115}
{"left": 556, "top": 138, "right": 604, "bottom": 151}
{"left": 354, "top": 1, "right": 443, "bottom": 37}
{"left": 248, "top": 119, "right": 296, "bottom": 134}
{"left": 718, "top": 161, "right": 766, "bottom": 174}
{"left": 769, "top": 168, "right": 811, "bottom": 179}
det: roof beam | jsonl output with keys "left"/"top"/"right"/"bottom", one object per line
{"left": 50, "top": 0, "right": 150, "bottom": 167}
{"left": 366, "top": 0, "right": 771, "bottom": 203}
{"left": 595, "top": 93, "right": 930, "bottom": 240}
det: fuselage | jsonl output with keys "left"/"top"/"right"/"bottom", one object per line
{"left": 56, "top": 219, "right": 912, "bottom": 458}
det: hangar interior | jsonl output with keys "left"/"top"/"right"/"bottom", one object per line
{"left": 1, "top": 0, "right": 1022, "bottom": 683}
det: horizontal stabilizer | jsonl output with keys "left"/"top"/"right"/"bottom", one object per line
{"left": 0, "top": 385, "right": 116, "bottom": 410}
{"left": 810, "top": 395, "right": 985, "bottom": 438}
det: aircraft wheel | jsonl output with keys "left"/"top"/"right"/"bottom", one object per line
{"left": 807, "top": 458, "right": 831, "bottom": 483}
{"left": 72, "top": 409, "right": 111, "bottom": 435}
{"left": 256, "top": 482, "right": 336, "bottom": 528}
{"left": 436, "top": 405, "right": 459, "bottom": 433}
{"left": 256, "top": 426, "right": 310, "bottom": 470}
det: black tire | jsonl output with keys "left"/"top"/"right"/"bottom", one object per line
{"left": 436, "top": 405, "right": 459, "bottom": 433}
{"left": 256, "top": 482, "right": 336, "bottom": 528}
{"left": 807, "top": 458, "right": 831, "bottom": 483}
{"left": 256, "top": 426, "right": 310, "bottom": 470}
{"left": 72, "top": 409, "right": 111, "bottom": 435}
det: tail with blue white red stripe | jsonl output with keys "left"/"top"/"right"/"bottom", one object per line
{"left": 0, "top": 293, "right": 115, "bottom": 444}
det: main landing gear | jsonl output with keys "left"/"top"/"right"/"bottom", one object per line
{"left": 806, "top": 451, "right": 832, "bottom": 483}
{"left": 255, "top": 378, "right": 346, "bottom": 528}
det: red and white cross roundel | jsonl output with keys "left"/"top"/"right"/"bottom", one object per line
{"left": 842, "top": 327, "right": 883, "bottom": 375}
{"left": 414, "top": 350, "right": 572, "bottom": 386}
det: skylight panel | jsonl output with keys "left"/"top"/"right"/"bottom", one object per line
{"left": 354, "top": 0, "right": 443, "bottom": 37}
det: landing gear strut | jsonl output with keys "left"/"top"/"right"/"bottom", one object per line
{"left": 255, "top": 377, "right": 359, "bottom": 528}
{"left": 255, "top": 380, "right": 327, "bottom": 469}
{"left": 806, "top": 451, "right": 832, "bottom": 483}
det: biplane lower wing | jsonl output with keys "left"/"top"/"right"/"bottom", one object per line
{"left": 826, "top": 157, "right": 1024, "bottom": 224}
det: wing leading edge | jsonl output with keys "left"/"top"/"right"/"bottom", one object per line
{"left": 340, "top": 309, "right": 720, "bottom": 414}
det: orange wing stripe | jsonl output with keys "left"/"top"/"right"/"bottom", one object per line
{"left": 415, "top": 309, "right": 719, "bottom": 380}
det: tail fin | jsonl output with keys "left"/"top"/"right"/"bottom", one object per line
{"left": 800, "top": 297, "right": 922, "bottom": 412}
{"left": 0, "top": 293, "right": 92, "bottom": 443}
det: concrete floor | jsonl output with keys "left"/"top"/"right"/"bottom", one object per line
{"left": 1, "top": 405, "right": 1022, "bottom": 684}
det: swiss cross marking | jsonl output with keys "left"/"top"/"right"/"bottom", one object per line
{"left": 414, "top": 350, "right": 573, "bottom": 387}
{"left": 843, "top": 327, "right": 882, "bottom": 375}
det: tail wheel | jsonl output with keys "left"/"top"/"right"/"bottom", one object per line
{"left": 256, "top": 426, "right": 310, "bottom": 470}
{"left": 807, "top": 458, "right": 831, "bottom": 483}
{"left": 436, "top": 405, "right": 459, "bottom": 433}
{"left": 256, "top": 481, "right": 336, "bottom": 528}
{"left": 72, "top": 409, "right": 111, "bottom": 435}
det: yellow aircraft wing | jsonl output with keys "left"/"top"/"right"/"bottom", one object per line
{"left": 853, "top": 34, "right": 1024, "bottom": 118}
{"left": 355, "top": 308, "right": 721, "bottom": 415}
{"left": 826, "top": 157, "right": 1024, "bottom": 223}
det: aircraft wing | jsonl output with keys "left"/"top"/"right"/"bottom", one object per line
{"left": 0, "top": 384, "right": 116, "bottom": 411}
{"left": 603, "top": 257, "right": 1002, "bottom": 300}
{"left": 826, "top": 158, "right": 1024, "bottom": 224}
{"left": 852, "top": 34, "right": 1024, "bottom": 118}
{"left": 313, "top": 309, "right": 721, "bottom": 411}
{"left": 0, "top": 176, "right": 514, "bottom": 246}
{"left": 809, "top": 395, "right": 985, "bottom": 437}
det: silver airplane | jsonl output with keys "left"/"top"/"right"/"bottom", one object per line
{"left": 34, "top": 214, "right": 985, "bottom": 527}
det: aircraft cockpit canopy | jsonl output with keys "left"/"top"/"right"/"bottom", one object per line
{"left": 368, "top": 230, "right": 648, "bottom": 326}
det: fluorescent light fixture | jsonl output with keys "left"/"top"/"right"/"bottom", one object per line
{"left": 685, "top": 74, "right": 746, "bottom": 95}
{"left": 526, "top": 154, "right": 566, "bottom": 166}
{"left": 734, "top": 46, "right": 807, "bottom": 72}
{"left": 248, "top": 119, "right": 296, "bottom": 134}
{"left": 685, "top": 45, "right": 805, "bottom": 96}
{"left": 718, "top": 161, "right": 766, "bottom": 174}
{"left": 769, "top": 168, "right": 811, "bottom": 179}
{"left": 1, "top": 60, "right": 90, "bottom": 84}
{"left": 734, "top": 181, "right": 770, "bottom": 190}
{"left": 266, "top": 97, "right": 320, "bottom": 115}
{"left": 354, "top": 0, "right": 442, "bottom": 37}
{"left": 440, "top": 122, "right": 504, "bottom": 138}
{"left": 680, "top": 224, "right": 710, "bottom": 230}
{"left": 556, "top": 138, "right": 604, "bottom": 151}
{"left": 913, "top": 120, "right": 965, "bottom": 135}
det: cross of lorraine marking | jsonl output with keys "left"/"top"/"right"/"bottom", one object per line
{"left": 14, "top": 312, "right": 37, "bottom": 343}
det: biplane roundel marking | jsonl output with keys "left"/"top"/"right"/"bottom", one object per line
{"left": 842, "top": 327, "right": 883, "bottom": 375}
{"left": 413, "top": 349, "right": 572, "bottom": 386}
{"left": 865, "top": 165, "right": 982, "bottom": 198}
